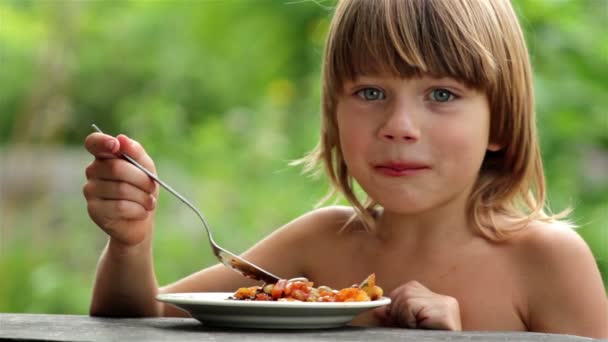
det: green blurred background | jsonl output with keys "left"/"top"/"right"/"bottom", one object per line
{"left": 0, "top": 0, "right": 606, "bottom": 314}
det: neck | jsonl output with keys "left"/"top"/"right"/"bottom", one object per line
{"left": 373, "top": 190, "right": 479, "bottom": 250}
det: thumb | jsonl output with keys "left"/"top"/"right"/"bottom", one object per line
{"left": 116, "top": 134, "right": 156, "bottom": 173}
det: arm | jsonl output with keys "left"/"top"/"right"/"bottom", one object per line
{"left": 84, "top": 133, "right": 257, "bottom": 317}
{"left": 523, "top": 226, "right": 608, "bottom": 338}
{"left": 84, "top": 133, "right": 260, "bottom": 317}
{"left": 90, "top": 237, "right": 161, "bottom": 316}
{"left": 85, "top": 133, "right": 162, "bottom": 316}
{"left": 84, "top": 132, "right": 341, "bottom": 317}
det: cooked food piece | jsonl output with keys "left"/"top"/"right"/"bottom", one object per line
{"left": 229, "top": 273, "right": 383, "bottom": 302}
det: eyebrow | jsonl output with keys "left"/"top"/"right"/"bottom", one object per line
{"left": 347, "top": 73, "right": 467, "bottom": 86}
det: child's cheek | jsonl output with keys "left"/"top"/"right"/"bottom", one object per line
{"left": 337, "top": 110, "right": 373, "bottom": 159}
{"left": 433, "top": 122, "right": 490, "bottom": 178}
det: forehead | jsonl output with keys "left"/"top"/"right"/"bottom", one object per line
{"left": 327, "top": 0, "right": 499, "bottom": 93}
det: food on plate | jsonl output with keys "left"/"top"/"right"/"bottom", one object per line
{"left": 229, "top": 273, "right": 383, "bottom": 302}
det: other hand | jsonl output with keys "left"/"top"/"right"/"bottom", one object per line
{"left": 374, "top": 280, "right": 462, "bottom": 330}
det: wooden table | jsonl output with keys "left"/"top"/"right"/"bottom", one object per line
{"left": 0, "top": 314, "right": 599, "bottom": 341}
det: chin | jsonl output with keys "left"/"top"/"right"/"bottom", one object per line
{"left": 375, "top": 200, "right": 433, "bottom": 216}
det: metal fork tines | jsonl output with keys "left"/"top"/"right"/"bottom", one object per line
{"left": 91, "top": 124, "right": 281, "bottom": 284}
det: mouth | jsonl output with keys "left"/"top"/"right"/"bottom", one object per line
{"left": 373, "top": 162, "right": 430, "bottom": 177}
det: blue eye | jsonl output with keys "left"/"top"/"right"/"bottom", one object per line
{"left": 356, "top": 87, "right": 386, "bottom": 101}
{"left": 429, "top": 88, "right": 455, "bottom": 102}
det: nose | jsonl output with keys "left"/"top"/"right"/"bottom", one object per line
{"left": 377, "top": 104, "right": 420, "bottom": 143}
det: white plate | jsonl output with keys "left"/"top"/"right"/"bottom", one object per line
{"left": 156, "top": 292, "right": 391, "bottom": 329}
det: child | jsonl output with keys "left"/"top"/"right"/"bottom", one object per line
{"left": 83, "top": 0, "right": 607, "bottom": 337}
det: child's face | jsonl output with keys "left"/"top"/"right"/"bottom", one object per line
{"left": 336, "top": 74, "right": 492, "bottom": 215}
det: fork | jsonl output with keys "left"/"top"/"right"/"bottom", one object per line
{"left": 91, "top": 124, "right": 281, "bottom": 284}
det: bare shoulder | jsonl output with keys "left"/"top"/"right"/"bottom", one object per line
{"left": 511, "top": 220, "right": 592, "bottom": 263}
{"left": 509, "top": 220, "right": 599, "bottom": 283}
{"left": 508, "top": 220, "right": 608, "bottom": 337}
{"left": 273, "top": 205, "right": 356, "bottom": 239}
{"left": 239, "top": 206, "right": 356, "bottom": 278}
{"left": 300, "top": 205, "right": 356, "bottom": 228}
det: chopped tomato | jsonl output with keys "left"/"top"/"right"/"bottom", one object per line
{"left": 271, "top": 279, "right": 288, "bottom": 299}
{"left": 255, "top": 293, "right": 272, "bottom": 301}
{"left": 231, "top": 274, "right": 383, "bottom": 303}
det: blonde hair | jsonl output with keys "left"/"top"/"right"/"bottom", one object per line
{"left": 302, "top": 0, "right": 570, "bottom": 240}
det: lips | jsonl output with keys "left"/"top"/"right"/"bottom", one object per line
{"left": 374, "top": 161, "right": 429, "bottom": 176}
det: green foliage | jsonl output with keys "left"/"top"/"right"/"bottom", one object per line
{"left": 0, "top": 0, "right": 606, "bottom": 314}
{"left": 514, "top": 0, "right": 608, "bottom": 280}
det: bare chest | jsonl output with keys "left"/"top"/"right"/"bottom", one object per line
{"left": 306, "top": 240, "right": 527, "bottom": 330}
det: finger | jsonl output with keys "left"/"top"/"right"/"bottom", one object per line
{"left": 386, "top": 293, "right": 412, "bottom": 328}
{"left": 86, "top": 159, "right": 157, "bottom": 195}
{"left": 404, "top": 280, "right": 427, "bottom": 294}
{"left": 373, "top": 306, "right": 387, "bottom": 319}
{"left": 88, "top": 198, "right": 150, "bottom": 222}
{"left": 386, "top": 288, "right": 403, "bottom": 326}
{"left": 372, "top": 306, "right": 393, "bottom": 326}
{"left": 415, "top": 310, "right": 438, "bottom": 330}
{"left": 417, "top": 297, "right": 461, "bottom": 331}
{"left": 116, "top": 134, "right": 156, "bottom": 173}
{"left": 404, "top": 298, "right": 422, "bottom": 328}
{"left": 84, "top": 179, "right": 156, "bottom": 211}
{"left": 85, "top": 132, "right": 120, "bottom": 159}
{"left": 415, "top": 305, "right": 451, "bottom": 331}
{"left": 388, "top": 294, "right": 418, "bottom": 328}
{"left": 400, "top": 280, "right": 434, "bottom": 301}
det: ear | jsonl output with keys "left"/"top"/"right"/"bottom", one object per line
{"left": 487, "top": 143, "right": 501, "bottom": 152}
